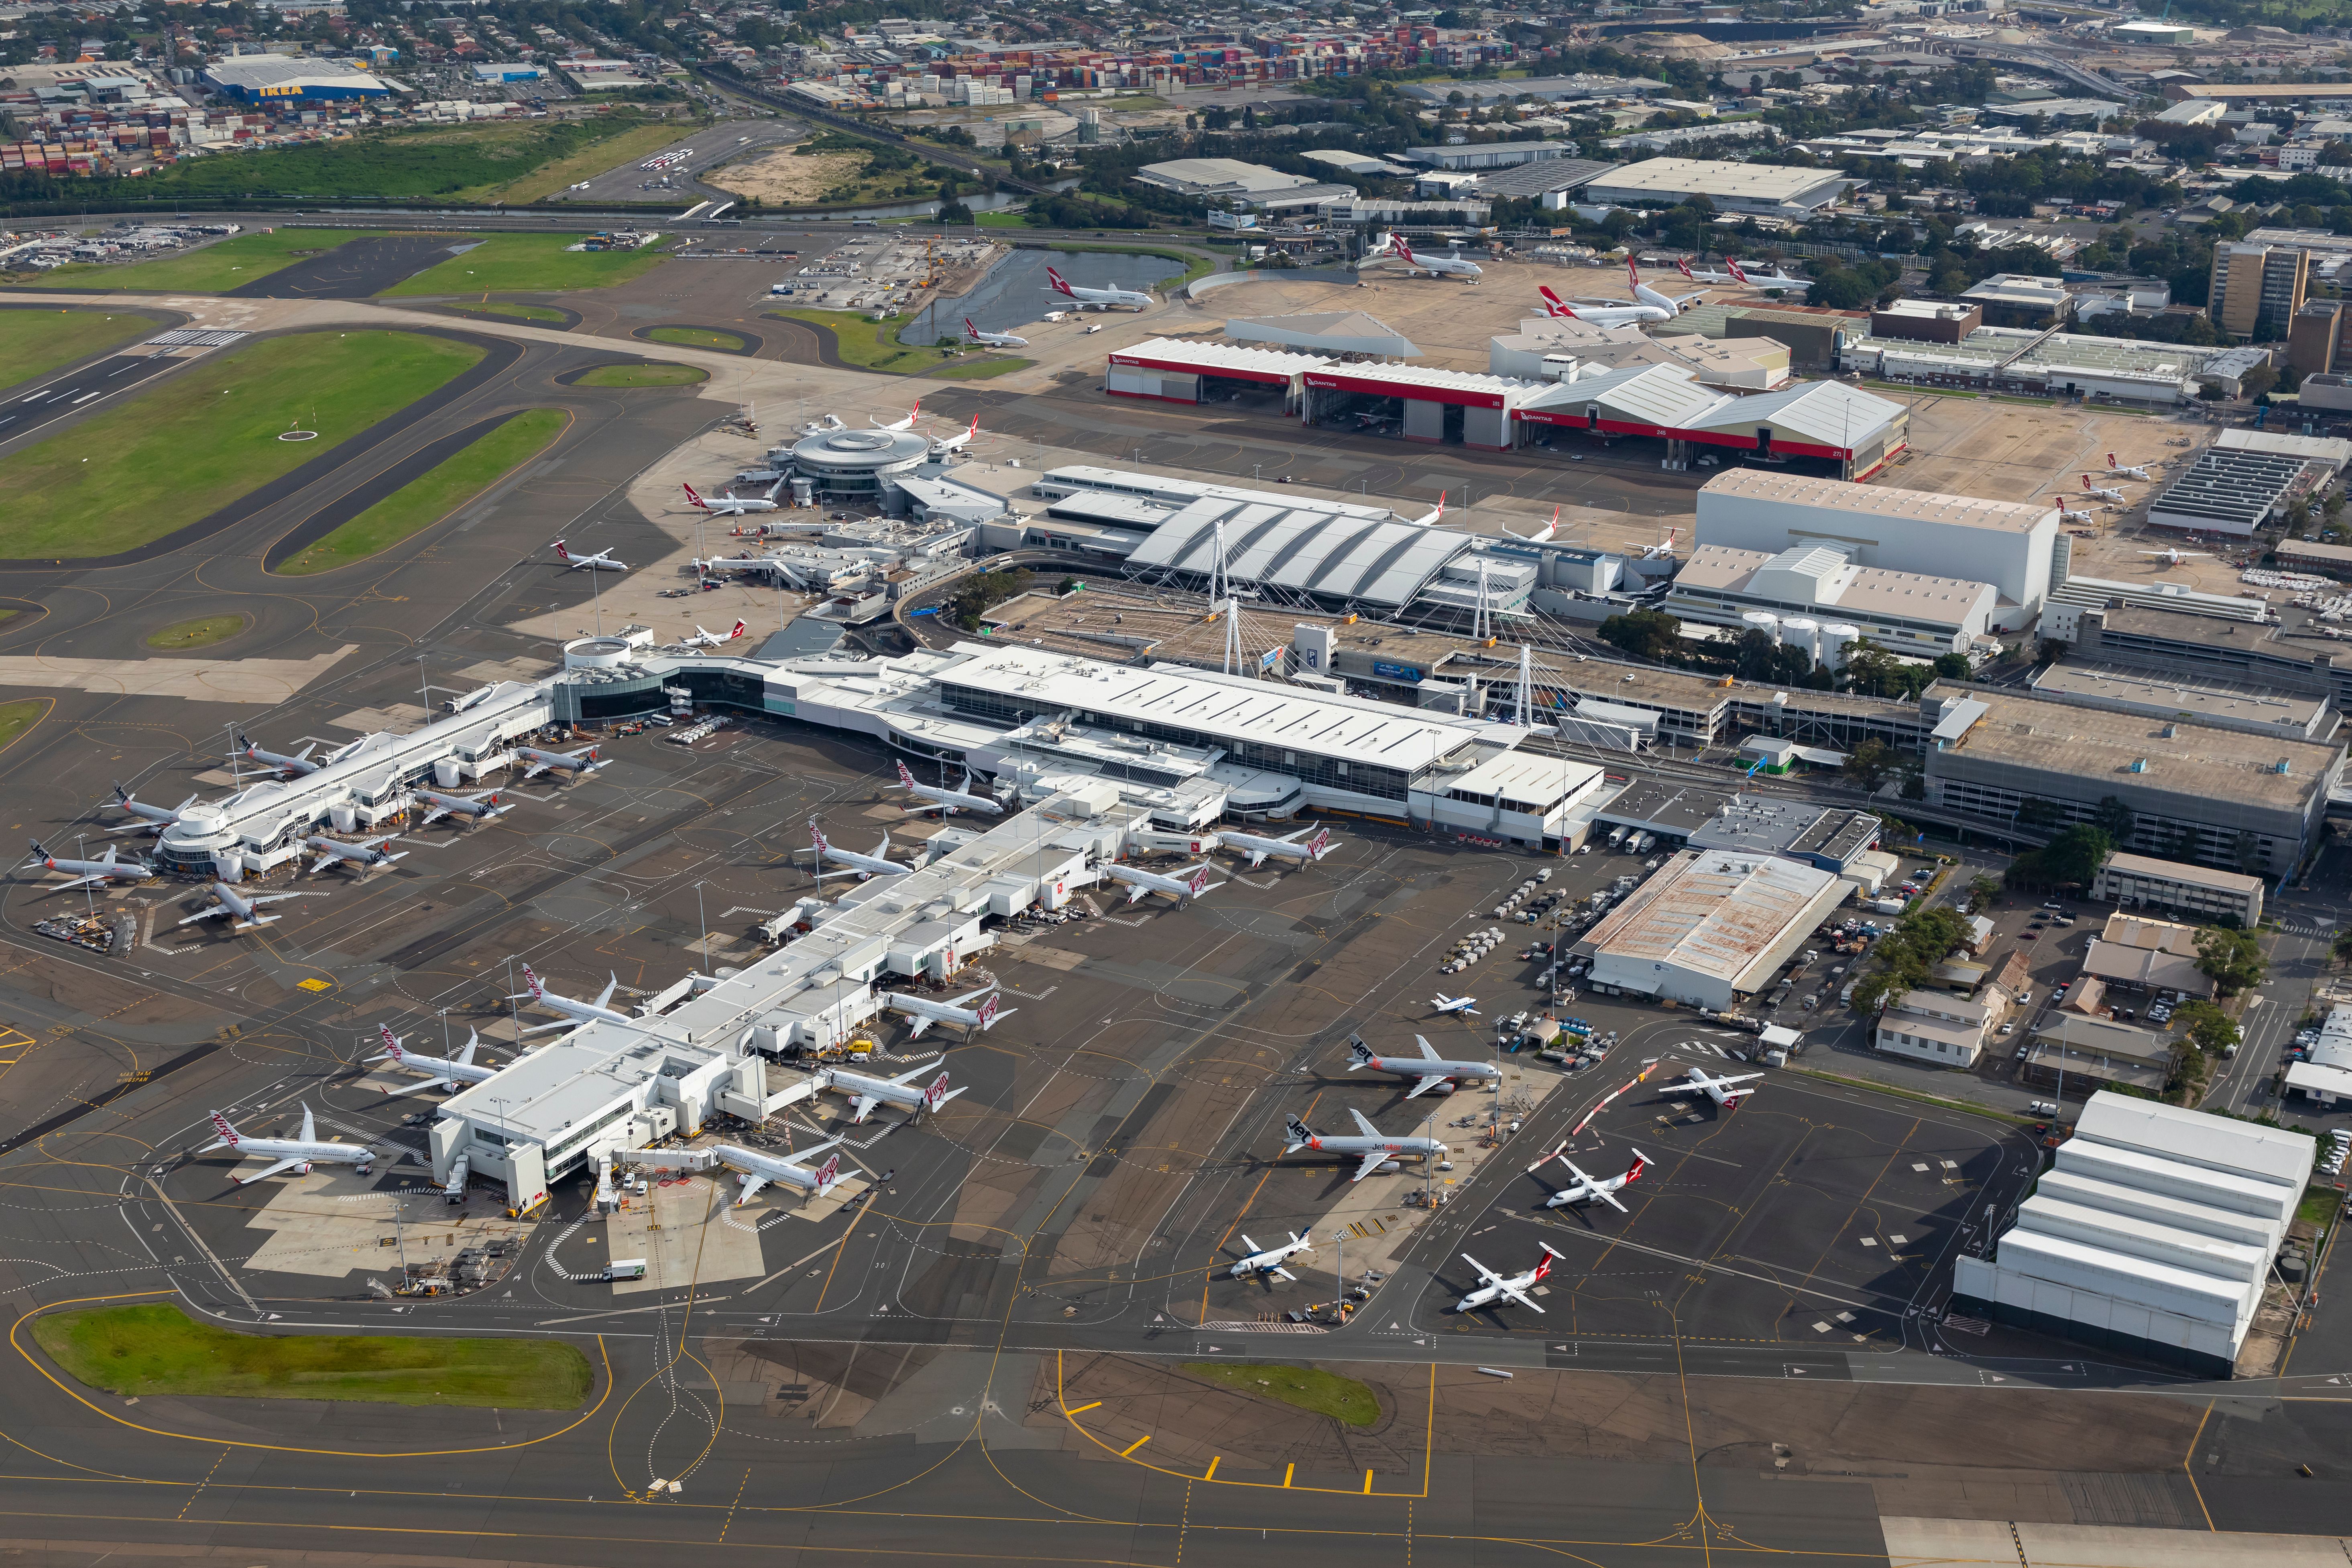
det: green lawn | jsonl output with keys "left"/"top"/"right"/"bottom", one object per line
{"left": 574, "top": 361, "right": 706, "bottom": 387}
{"left": 279, "top": 408, "right": 567, "bottom": 576}
{"left": 928, "top": 356, "right": 1031, "bottom": 380}
{"left": 445, "top": 300, "right": 570, "bottom": 324}
{"left": 768, "top": 307, "right": 978, "bottom": 374}
{"left": 647, "top": 325, "right": 748, "bottom": 351}
{"left": 35, "top": 1303, "right": 592, "bottom": 1409}
{"left": 0, "top": 698, "right": 43, "bottom": 756}
{"left": 0, "top": 310, "right": 156, "bottom": 389}
{"left": 1182, "top": 1363, "right": 1379, "bottom": 1426}
{"left": 974, "top": 209, "right": 1034, "bottom": 228}
{"left": 0, "top": 330, "right": 484, "bottom": 559}
{"left": 144, "top": 614, "right": 249, "bottom": 650}
{"left": 385, "top": 234, "right": 671, "bottom": 297}
{"left": 495, "top": 119, "right": 689, "bottom": 205}
{"left": 14, "top": 229, "right": 386, "bottom": 294}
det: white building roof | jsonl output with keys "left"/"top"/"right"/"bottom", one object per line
{"left": 1579, "top": 848, "right": 1841, "bottom": 990}
{"left": 1122, "top": 494, "right": 1475, "bottom": 607}
{"left": 1682, "top": 380, "right": 1905, "bottom": 447}
{"left": 1447, "top": 750, "right": 1605, "bottom": 812}
{"left": 1699, "top": 468, "right": 2055, "bottom": 535}
{"left": 1524, "top": 362, "right": 1729, "bottom": 427}
{"left": 1583, "top": 156, "right": 1849, "bottom": 205}
{"left": 1135, "top": 157, "right": 1314, "bottom": 194}
{"left": 2073, "top": 1090, "right": 2315, "bottom": 1190}
{"left": 1110, "top": 337, "right": 1332, "bottom": 378}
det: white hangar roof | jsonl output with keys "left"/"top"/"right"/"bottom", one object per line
{"left": 1123, "top": 495, "right": 1474, "bottom": 607}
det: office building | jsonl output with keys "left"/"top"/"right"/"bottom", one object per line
{"left": 1579, "top": 157, "right": 1852, "bottom": 215}
{"left": 2092, "top": 853, "right": 2265, "bottom": 928}
{"left": 2210, "top": 242, "right": 2309, "bottom": 337}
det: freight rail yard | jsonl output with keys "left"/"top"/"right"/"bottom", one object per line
{"left": 2, "top": 217, "right": 2350, "bottom": 1568}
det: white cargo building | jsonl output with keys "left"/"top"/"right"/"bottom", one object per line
{"left": 1952, "top": 1093, "right": 2314, "bottom": 1378}
{"left": 1571, "top": 848, "right": 1847, "bottom": 1009}
{"left": 1694, "top": 470, "right": 2061, "bottom": 630}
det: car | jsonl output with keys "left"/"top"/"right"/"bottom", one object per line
{"left": 2028, "top": 1100, "right": 2059, "bottom": 1115}
{"left": 2041, "top": 901, "right": 2064, "bottom": 911}
{"left": 1998, "top": 1021, "right": 2015, "bottom": 1035}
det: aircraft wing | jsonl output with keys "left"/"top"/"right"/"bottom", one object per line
{"left": 1591, "top": 1186, "right": 1628, "bottom": 1214}
{"left": 1499, "top": 1282, "right": 1546, "bottom": 1313}
{"left": 382, "top": 1076, "right": 448, "bottom": 1099}
{"left": 1347, "top": 1107, "right": 1382, "bottom": 1139}
{"left": 850, "top": 1093, "right": 883, "bottom": 1123}
{"left": 1715, "top": 1072, "right": 1764, "bottom": 1086}
{"left": 236, "top": 1155, "right": 307, "bottom": 1184}
{"left": 177, "top": 905, "right": 235, "bottom": 927}
{"left": 1351, "top": 1148, "right": 1390, "bottom": 1183}
{"left": 1656, "top": 1080, "right": 1702, "bottom": 1096}
{"left": 735, "top": 1172, "right": 771, "bottom": 1206}
{"left": 1404, "top": 1073, "right": 1448, "bottom": 1100}
{"left": 1269, "top": 1265, "right": 1296, "bottom": 1282}
{"left": 49, "top": 874, "right": 108, "bottom": 892}
{"left": 1415, "top": 1035, "right": 1442, "bottom": 1060}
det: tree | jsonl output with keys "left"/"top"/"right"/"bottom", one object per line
{"left": 1597, "top": 607, "right": 1683, "bottom": 665}
{"left": 1932, "top": 652, "right": 1972, "bottom": 679}
{"left": 2334, "top": 927, "right": 2352, "bottom": 968}
{"left": 2041, "top": 824, "right": 2113, "bottom": 886}
{"left": 1967, "top": 873, "right": 2001, "bottom": 913}
{"left": 1844, "top": 739, "right": 1897, "bottom": 789}
{"left": 2173, "top": 998, "right": 2241, "bottom": 1057}
{"left": 2195, "top": 926, "right": 2267, "bottom": 997}
{"left": 2093, "top": 795, "right": 2136, "bottom": 843}
{"left": 1851, "top": 904, "right": 1973, "bottom": 1015}
{"left": 2017, "top": 797, "right": 2066, "bottom": 828}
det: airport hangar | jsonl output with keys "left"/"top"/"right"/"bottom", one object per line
{"left": 152, "top": 635, "right": 1605, "bottom": 1212}
{"left": 1100, "top": 339, "right": 1910, "bottom": 477}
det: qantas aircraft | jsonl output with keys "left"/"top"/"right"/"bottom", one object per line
{"left": 1390, "top": 236, "right": 1482, "bottom": 281}
{"left": 200, "top": 1105, "right": 377, "bottom": 1184}
{"left": 2105, "top": 453, "right": 2152, "bottom": 480}
{"left": 2081, "top": 476, "right": 2126, "bottom": 503}
{"left": 930, "top": 416, "right": 984, "bottom": 457}
{"left": 1045, "top": 265, "right": 1152, "bottom": 311}
{"left": 965, "top": 317, "right": 1029, "bottom": 348}
{"left": 553, "top": 540, "right": 627, "bottom": 571}
{"left": 1507, "top": 506, "right": 1561, "bottom": 544}
{"left": 1628, "top": 260, "right": 1704, "bottom": 316}
{"left": 680, "top": 620, "right": 748, "bottom": 650}
{"left": 682, "top": 480, "right": 780, "bottom": 517}
{"left": 1537, "top": 283, "right": 1667, "bottom": 329}
{"left": 871, "top": 400, "right": 921, "bottom": 431}
{"left": 1541, "top": 1146, "right": 1648, "bottom": 1211}
{"left": 1450, "top": 1244, "right": 1564, "bottom": 1313}
{"left": 1407, "top": 491, "right": 1447, "bottom": 527}
{"left": 2142, "top": 546, "right": 2208, "bottom": 567}
{"left": 1346, "top": 1034, "right": 1501, "bottom": 1098}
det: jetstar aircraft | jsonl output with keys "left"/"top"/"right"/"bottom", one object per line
{"left": 965, "top": 317, "right": 1028, "bottom": 348}
{"left": 413, "top": 787, "right": 509, "bottom": 828}
{"left": 1227, "top": 1230, "right": 1313, "bottom": 1281}
{"left": 1044, "top": 265, "right": 1151, "bottom": 310}
{"left": 806, "top": 821, "right": 912, "bottom": 880}
{"left": 177, "top": 880, "right": 317, "bottom": 930}
{"left": 680, "top": 620, "right": 748, "bottom": 650}
{"left": 106, "top": 781, "right": 196, "bottom": 836}
{"left": 620, "top": 1138, "right": 847, "bottom": 1207}
{"left": 883, "top": 985, "right": 1012, "bottom": 1040}
{"left": 237, "top": 731, "right": 320, "bottom": 777}
{"left": 509, "top": 964, "right": 635, "bottom": 1032}
{"left": 1096, "top": 860, "right": 1224, "bottom": 906}
{"left": 1428, "top": 992, "right": 1479, "bottom": 1016}
{"left": 1346, "top": 1033, "right": 1501, "bottom": 1098}
{"left": 819, "top": 1062, "right": 965, "bottom": 1125}
{"left": 513, "top": 744, "right": 605, "bottom": 781}
{"left": 370, "top": 1025, "right": 499, "bottom": 1097}
{"left": 303, "top": 834, "right": 405, "bottom": 877}
{"left": 1659, "top": 1064, "right": 1763, "bottom": 1109}
{"left": 200, "top": 1104, "right": 376, "bottom": 1184}
{"left": 1219, "top": 824, "right": 1334, "bottom": 870}
{"left": 23, "top": 839, "right": 151, "bottom": 891}
{"left": 894, "top": 759, "right": 1002, "bottom": 815}
{"left": 1537, "top": 283, "right": 1667, "bottom": 329}
{"left": 1541, "top": 1145, "right": 1648, "bottom": 1211}
{"left": 1282, "top": 1108, "right": 1449, "bottom": 1183}
{"left": 1450, "top": 1244, "right": 1564, "bottom": 1313}
{"left": 553, "top": 540, "right": 627, "bottom": 571}
{"left": 682, "top": 479, "right": 781, "bottom": 517}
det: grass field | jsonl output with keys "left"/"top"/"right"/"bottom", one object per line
{"left": 144, "top": 614, "right": 249, "bottom": 650}
{"left": 0, "top": 331, "right": 483, "bottom": 559}
{"left": 0, "top": 698, "right": 43, "bottom": 756}
{"left": 36, "top": 1303, "right": 592, "bottom": 1409}
{"left": 647, "top": 325, "right": 748, "bottom": 351}
{"left": 928, "top": 356, "right": 1030, "bottom": 379}
{"left": 1182, "top": 1363, "right": 1379, "bottom": 1426}
{"left": 769, "top": 308, "right": 992, "bottom": 374}
{"left": 445, "top": 301, "right": 570, "bottom": 323}
{"left": 0, "top": 311, "right": 157, "bottom": 389}
{"left": 574, "top": 361, "right": 705, "bottom": 387}
{"left": 495, "top": 119, "right": 687, "bottom": 204}
{"left": 279, "top": 408, "right": 567, "bottom": 576}
{"left": 95, "top": 114, "right": 681, "bottom": 204}
{"left": 14, "top": 229, "right": 384, "bottom": 294}
{"left": 385, "top": 234, "right": 670, "bottom": 297}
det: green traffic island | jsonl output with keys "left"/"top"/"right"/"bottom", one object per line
{"left": 271, "top": 407, "right": 569, "bottom": 576}
{"left": 631, "top": 323, "right": 762, "bottom": 356}
{"left": 143, "top": 612, "right": 252, "bottom": 651}
{"left": 33, "top": 1302, "right": 594, "bottom": 1409}
{"left": 1180, "top": 1362, "right": 1381, "bottom": 1426}
{"left": 557, "top": 361, "right": 709, "bottom": 388}
{"left": 762, "top": 307, "right": 1028, "bottom": 379}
